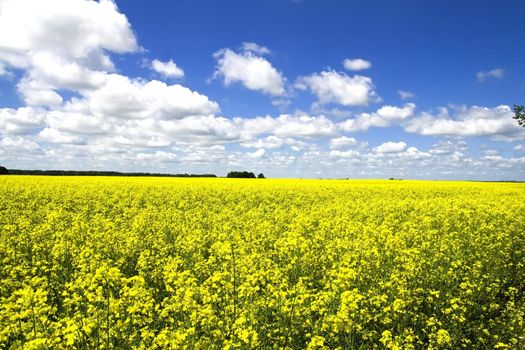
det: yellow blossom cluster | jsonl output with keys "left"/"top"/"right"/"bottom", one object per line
{"left": 0, "top": 176, "right": 524, "bottom": 348}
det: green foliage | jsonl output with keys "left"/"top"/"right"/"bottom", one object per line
{"left": 6, "top": 169, "right": 216, "bottom": 177}
{"left": 513, "top": 105, "right": 525, "bottom": 127}
{"left": 227, "top": 171, "right": 256, "bottom": 178}
{"left": 0, "top": 166, "right": 8, "bottom": 174}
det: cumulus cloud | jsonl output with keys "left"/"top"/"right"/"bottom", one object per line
{"left": 343, "top": 58, "right": 372, "bottom": 71}
{"left": 0, "top": 0, "right": 138, "bottom": 104}
{"left": 374, "top": 141, "right": 407, "bottom": 153}
{"left": 235, "top": 114, "right": 337, "bottom": 139}
{"left": 329, "top": 136, "right": 357, "bottom": 149}
{"left": 235, "top": 116, "right": 279, "bottom": 137}
{"left": 85, "top": 74, "right": 219, "bottom": 120}
{"left": 136, "top": 151, "right": 177, "bottom": 163}
{"left": 241, "top": 135, "right": 284, "bottom": 149}
{"left": 273, "top": 115, "right": 337, "bottom": 138}
{"left": 46, "top": 107, "right": 109, "bottom": 136}
{"left": 241, "top": 42, "right": 271, "bottom": 55}
{"left": 338, "top": 103, "right": 415, "bottom": 132}
{"left": 477, "top": 68, "right": 505, "bottom": 82}
{"left": 0, "top": 107, "right": 46, "bottom": 135}
{"left": 213, "top": 44, "right": 285, "bottom": 96}
{"left": 296, "top": 70, "right": 379, "bottom": 106}
{"left": 429, "top": 140, "right": 467, "bottom": 155}
{"left": 157, "top": 115, "right": 240, "bottom": 145}
{"left": 0, "top": 0, "right": 244, "bottom": 163}
{"left": 376, "top": 103, "right": 415, "bottom": 120}
{"left": 246, "top": 149, "right": 266, "bottom": 158}
{"left": 400, "top": 146, "right": 431, "bottom": 160}
{"left": 151, "top": 59, "right": 184, "bottom": 79}
{"left": 0, "top": 136, "right": 40, "bottom": 152}
{"left": 17, "top": 78, "right": 64, "bottom": 106}
{"left": 38, "top": 127, "right": 86, "bottom": 145}
{"left": 404, "top": 105, "right": 524, "bottom": 140}
{"left": 27, "top": 51, "right": 108, "bottom": 91}
{"left": 329, "top": 149, "right": 360, "bottom": 159}
{"left": 240, "top": 135, "right": 308, "bottom": 152}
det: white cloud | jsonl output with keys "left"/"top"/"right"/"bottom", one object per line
{"left": 136, "top": 151, "right": 177, "bottom": 163}
{"left": 241, "top": 42, "right": 271, "bottom": 55}
{"left": 477, "top": 68, "right": 505, "bottom": 82}
{"left": 16, "top": 51, "right": 108, "bottom": 106}
{"left": 374, "top": 141, "right": 407, "bottom": 153}
{"left": 338, "top": 103, "right": 415, "bottom": 132}
{"left": 404, "top": 105, "right": 524, "bottom": 139}
{"left": 398, "top": 90, "right": 415, "bottom": 100}
{"left": 157, "top": 115, "right": 240, "bottom": 145}
{"left": 0, "top": 0, "right": 138, "bottom": 103}
{"left": 0, "top": 136, "right": 40, "bottom": 151}
{"left": 0, "top": 0, "right": 137, "bottom": 63}
{"left": 429, "top": 140, "right": 467, "bottom": 155}
{"left": 17, "top": 78, "right": 64, "bottom": 106}
{"left": 330, "top": 136, "right": 357, "bottom": 149}
{"left": 28, "top": 51, "right": 108, "bottom": 91}
{"left": 46, "top": 108, "right": 109, "bottom": 136}
{"left": 235, "top": 114, "right": 336, "bottom": 139}
{"left": 86, "top": 74, "right": 219, "bottom": 120}
{"left": 514, "top": 144, "right": 525, "bottom": 151}
{"left": 241, "top": 135, "right": 284, "bottom": 149}
{"left": 296, "top": 70, "right": 379, "bottom": 106}
{"left": 343, "top": 58, "right": 371, "bottom": 71}
{"left": 246, "top": 149, "right": 265, "bottom": 158}
{"left": 329, "top": 149, "right": 360, "bottom": 159}
{"left": 213, "top": 46, "right": 285, "bottom": 96}
{"left": 235, "top": 116, "right": 279, "bottom": 137}
{"left": 376, "top": 103, "right": 415, "bottom": 120}
{"left": 273, "top": 115, "right": 337, "bottom": 138}
{"left": 38, "top": 127, "right": 85, "bottom": 145}
{"left": 240, "top": 135, "right": 308, "bottom": 151}
{"left": 400, "top": 146, "right": 431, "bottom": 160}
{"left": 151, "top": 59, "right": 184, "bottom": 79}
{"left": 0, "top": 107, "right": 46, "bottom": 135}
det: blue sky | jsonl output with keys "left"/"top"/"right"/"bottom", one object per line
{"left": 0, "top": 0, "right": 524, "bottom": 179}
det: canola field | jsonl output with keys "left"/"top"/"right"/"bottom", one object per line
{"left": 0, "top": 176, "right": 524, "bottom": 349}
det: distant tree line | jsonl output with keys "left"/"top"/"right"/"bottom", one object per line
{"left": 3, "top": 168, "right": 217, "bottom": 177}
{"left": 0, "top": 166, "right": 269, "bottom": 179}
{"left": 227, "top": 171, "right": 265, "bottom": 179}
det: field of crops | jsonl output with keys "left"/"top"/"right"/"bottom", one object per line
{"left": 0, "top": 176, "right": 524, "bottom": 349}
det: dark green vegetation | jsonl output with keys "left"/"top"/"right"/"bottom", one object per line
{"left": 3, "top": 169, "right": 217, "bottom": 177}
{"left": 227, "top": 171, "right": 257, "bottom": 178}
{"left": 514, "top": 105, "right": 525, "bottom": 127}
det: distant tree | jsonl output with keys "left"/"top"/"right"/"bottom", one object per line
{"left": 227, "top": 171, "right": 256, "bottom": 178}
{"left": 257, "top": 173, "right": 265, "bottom": 179}
{"left": 514, "top": 105, "right": 525, "bottom": 127}
{"left": 0, "top": 166, "right": 8, "bottom": 175}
